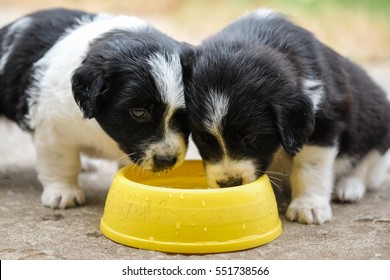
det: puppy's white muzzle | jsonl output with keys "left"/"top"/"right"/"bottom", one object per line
{"left": 204, "top": 158, "right": 258, "bottom": 188}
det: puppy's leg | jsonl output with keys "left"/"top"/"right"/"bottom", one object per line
{"left": 34, "top": 130, "right": 85, "bottom": 209}
{"left": 366, "top": 149, "right": 390, "bottom": 191}
{"left": 334, "top": 176, "right": 365, "bottom": 202}
{"left": 335, "top": 150, "right": 390, "bottom": 201}
{"left": 334, "top": 153, "right": 372, "bottom": 202}
{"left": 286, "top": 145, "right": 337, "bottom": 224}
{"left": 80, "top": 154, "right": 99, "bottom": 172}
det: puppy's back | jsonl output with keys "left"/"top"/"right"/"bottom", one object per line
{"left": 0, "top": 8, "right": 94, "bottom": 125}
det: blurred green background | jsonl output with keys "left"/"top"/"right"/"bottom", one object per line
{"left": 0, "top": 0, "right": 389, "bottom": 62}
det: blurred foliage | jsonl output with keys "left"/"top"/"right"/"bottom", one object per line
{"left": 0, "top": 0, "right": 389, "bottom": 61}
{"left": 262, "top": 0, "right": 390, "bottom": 16}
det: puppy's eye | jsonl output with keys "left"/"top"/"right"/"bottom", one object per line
{"left": 129, "top": 108, "right": 150, "bottom": 121}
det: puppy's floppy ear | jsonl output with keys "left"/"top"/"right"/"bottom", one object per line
{"left": 273, "top": 93, "right": 315, "bottom": 155}
{"left": 71, "top": 64, "right": 104, "bottom": 119}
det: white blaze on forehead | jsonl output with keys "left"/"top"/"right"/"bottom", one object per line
{"left": 201, "top": 93, "right": 258, "bottom": 188}
{"left": 0, "top": 16, "right": 32, "bottom": 74}
{"left": 147, "top": 52, "right": 185, "bottom": 109}
{"left": 203, "top": 92, "right": 230, "bottom": 157}
{"left": 204, "top": 92, "right": 229, "bottom": 131}
{"left": 303, "top": 79, "right": 324, "bottom": 111}
{"left": 147, "top": 52, "right": 186, "bottom": 156}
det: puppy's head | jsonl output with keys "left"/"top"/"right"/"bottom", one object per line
{"left": 183, "top": 45, "right": 314, "bottom": 187}
{"left": 72, "top": 30, "right": 190, "bottom": 172}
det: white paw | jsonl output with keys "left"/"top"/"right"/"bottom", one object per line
{"left": 286, "top": 197, "right": 332, "bottom": 225}
{"left": 81, "top": 161, "right": 98, "bottom": 172}
{"left": 334, "top": 176, "right": 365, "bottom": 202}
{"left": 41, "top": 185, "right": 86, "bottom": 209}
{"left": 366, "top": 172, "right": 390, "bottom": 191}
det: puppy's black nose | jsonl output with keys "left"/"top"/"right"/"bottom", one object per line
{"left": 153, "top": 155, "right": 177, "bottom": 171}
{"left": 217, "top": 177, "right": 243, "bottom": 188}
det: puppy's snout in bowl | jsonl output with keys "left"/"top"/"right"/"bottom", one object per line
{"left": 204, "top": 159, "right": 259, "bottom": 188}
{"left": 217, "top": 177, "right": 243, "bottom": 188}
{"left": 141, "top": 135, "right": 187, "bottom": 172}
{"left": 153, "top": 154, "right": 177, "bottom": 171}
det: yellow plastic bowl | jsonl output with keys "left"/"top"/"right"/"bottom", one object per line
{"left": 100, "top": 160, "right": 282, "bottom": 254}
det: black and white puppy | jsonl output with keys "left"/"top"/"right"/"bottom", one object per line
{"left": 0, "top": 8, "right": 189, "bottom": 209}
{"left": 183, "top": 9, "right": 390, "bottom": 224}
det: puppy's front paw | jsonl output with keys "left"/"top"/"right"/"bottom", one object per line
{"left": 41, "top": 185, "right": 86, "bottom": 209}
{"left": 286, "top": 197, "right": 332, "bottom": 225}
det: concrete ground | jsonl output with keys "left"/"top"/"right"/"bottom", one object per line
{"left": 1, "top": 64, "right": 390, "bottom": 260}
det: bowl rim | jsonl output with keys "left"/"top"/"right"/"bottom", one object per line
{"left": 116, "top": 160, "right": 270, "bottom": 194}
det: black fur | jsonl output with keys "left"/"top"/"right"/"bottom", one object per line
{"left": 183, "top": 11, "right": 390, "bottom": 177}
{"left": 72, "top": 30, "right": 190, "bottom": 161}
{"left": 0, "top": 8, "right": 189, "bottom": 172}
{"left": 0, "top": 8, "right": 94, "bottom": 128}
